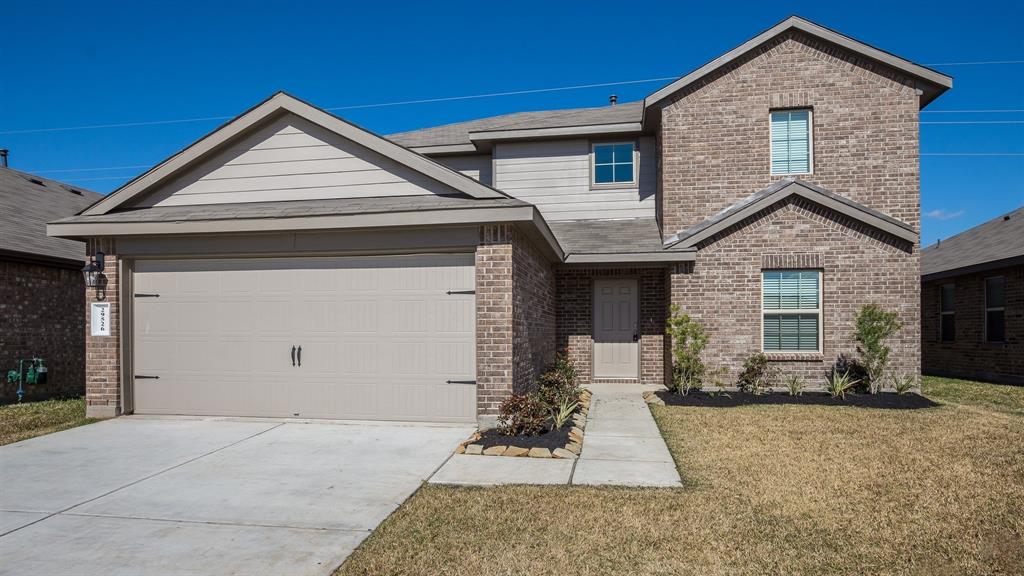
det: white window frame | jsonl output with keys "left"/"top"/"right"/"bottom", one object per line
{"left": 939, "top": 283, "right": 955, "bottom": 342}
{"left": 590, "top": 141, "right": 637, "bottom": 187}
{"left": 984, "top": 276, "right": 1005, "bottom": 343}
{"left": 769, "top": 109, "right": 814, "bottom": 176}
{"left": 761, "top": 269, "right": 823, "bottom": 354}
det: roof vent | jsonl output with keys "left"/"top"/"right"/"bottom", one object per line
{"left": 0, "top": 149, "right": 8, "bottom": 168}
{"left": 61, "top": 184, "right": 83, "bottom": 195}
{"left": 609, "top": 94, "right": 618, "bottom": 106}
{"left": 1004, "top": 215, "right": 1011, "bottom": 221}
{"left": 27, "top": 177, "right": 45, "bottom": 186}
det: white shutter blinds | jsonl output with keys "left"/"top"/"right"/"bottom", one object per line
{"left": 770, "top": 110, "right": 811, "bottom": 174}
{"left": 762, "top": 270, "right": 821, "bottom": 352}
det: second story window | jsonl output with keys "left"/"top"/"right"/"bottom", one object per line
{"left": 940, "top": 283, "right": 956, "bottom": 342}
{"left": 985, "top": 276, "right": 1005, "bottom": 343}
{"left": 592, "top": 142, "right": 635, "bottom": 185}
{"left": 770, "top": 109, "right": 812, "bottom": 175}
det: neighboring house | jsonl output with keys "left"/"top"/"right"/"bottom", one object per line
{"left": 49, "top": 16, "right": 951, "bottom": 423}
{"left": 921, "top": 208, "right": 1024, "bottom": 384}
{"left": 1, "top": 166, "right": 103, "bottom": 402}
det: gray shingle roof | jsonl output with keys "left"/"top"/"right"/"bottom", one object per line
{"left": 666, "top": 177, "right": 917, "bottom": 248}
{"left": 549, "top": 218, "right": 673, "bottom": 255}
{"left": 387, "top": 101, "right": 643, "bottom": 148}
{"left": 922, "top": 206, "right": 1024, "bottom": 278}
{"left": 52, "top": 194, "right": 528, "bottom": 224}
{"left": 0, "top": 167, "right": 103, "bottom": 264}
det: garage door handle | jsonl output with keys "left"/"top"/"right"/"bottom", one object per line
{"left": 297, "top": 346, "right": 302, "bottom": 367}
{"left": 135, "top": 375, "right": 160, "bottom": 380}
{"left": 446, "top": 290, "right": 475, "bottom": 295}
{"left": 446, "top": 379, "right": 476, "bottom": 384}
{"left": 291, "top": 346, "right": 296, "bottom": 366}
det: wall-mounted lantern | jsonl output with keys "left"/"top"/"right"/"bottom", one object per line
{"left": 82, "top": 251, "right": 107, "bottom": 299}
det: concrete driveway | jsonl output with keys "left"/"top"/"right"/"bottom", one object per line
{"left": 0, "top": 417, "right": 472, "bottom": 576}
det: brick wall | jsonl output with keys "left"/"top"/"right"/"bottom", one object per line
{"left": 922, "top": 265, "right": 1023, "bottom": 384}
{"left": 658, "top": 31, "right": 920, "bottom": 237}
{"left": 83, "top": 239, "right": 121, "bottom": 418}
{"left": 0, "top": 258, "right": 85, "bottom": 402}
{"left": 671, "top": 197, "right": 919, "bottom": 386}
{"left": 476, "top": 225, "right": 555, "bottom": 420}
{"left": 555, "top": 267, "right": 668, "bottom": 386}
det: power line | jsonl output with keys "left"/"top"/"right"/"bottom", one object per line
{"left": 922, "top": 109, "right": 1024, "bottom": 113}
{"left": 925, "top": 59, "right": 1024, "bottom": 66}
{"left": 922, "top": 152, "right": 1024, "bottom": 156}
{"left": 921, "top": 120, "right": 1024, "bottom": 124}
{"left": 2, "top": 59, "right": 1022, "bottom": 136}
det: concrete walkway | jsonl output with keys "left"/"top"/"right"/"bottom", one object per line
{"left": 430, "top": 384, "right": 681, "bottom": 487}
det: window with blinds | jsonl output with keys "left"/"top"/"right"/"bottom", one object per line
{"left": 762, "top": 270, "right": 821, "bottom": 352}
{"left": 770, "top": 109, "right": 812, "bottom": 175}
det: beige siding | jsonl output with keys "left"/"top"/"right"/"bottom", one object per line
{"left": 436, "top": 155, "right": 493, "bottom": 185}
{"left": 134, "top": 114, "right": 463, "bottom": 208}
{"left": 493, "top": 138, "right": 655, "bottom": 221}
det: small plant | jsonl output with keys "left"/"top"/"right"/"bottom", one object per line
{"left": 889, "top": 373, "right": 916, "bottom": 395}
{"left": 785, "top": 374, "right": 806, "bottom": 397}
{"left": 854, "top": 304, "right": 902, "bottom": 393}
{"left": 707, "top": 376, "right": 731, "bottom": 399}
{"left": 551, "top": 399, "right": 579, "bottom": 430}
{"left": 666, "top": 306, "right": 710, "bottom": 395}
{"left": 830, "top": 353, "right": 870, "bottom": 394}
{"left": 497, "top": 393, "right": 548, "bottom": 436}
{"left": 736, "top": 352, "right": 779, "bottom": 395}
{"left": 537, "top": 355, "right": 582, "bottom": 424}
{"left": 824, "top": 370, "right": 860, "bottom": 399}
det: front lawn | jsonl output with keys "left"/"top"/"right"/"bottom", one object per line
{"left": 0, "top": 397, "right": 97, "bottom": 446}
{"left": 338, "top": 376, "right": 1024, "bottom": 576}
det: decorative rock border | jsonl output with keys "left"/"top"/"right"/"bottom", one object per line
{"left": 455, "top": 388, "right": 592, "bottom": 459}
{"left": 642, "top": 390, "right": 666, "bottom": 406}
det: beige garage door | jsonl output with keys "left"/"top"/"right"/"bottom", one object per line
{"left": 132, "top": 254, "right": 476, "bottom": 422}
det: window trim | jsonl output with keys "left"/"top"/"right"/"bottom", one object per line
{"left": 984, "top": 276, "right": 1006, "bottom": 343}
{"left": 769, "top": 108, "right": 814, "bottom": 176}
{"left": 939, "top": 283, "right": 955, "bottom": 343}
{"left": 760, "top": 269, "right": 823, "bottom": 354}
{"left": 590, "top": 141, "right": 638, "bottom": 188}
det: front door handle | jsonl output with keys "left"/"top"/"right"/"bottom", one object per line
{"left": 291, "top": 345, "right": 296, "bottom": 366}
{"left": 633, "top": 332, "right": 639, "bottom": 342}
{"left": 297, "top": 346, "right": 302, "bottom": 367}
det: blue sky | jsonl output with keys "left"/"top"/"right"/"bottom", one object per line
{"left": 1, "top": 0, "right": 1021, "bottom": 246}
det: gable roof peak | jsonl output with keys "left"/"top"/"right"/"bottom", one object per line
{"left": 644, "top": 14, "right": 952, "bottom": 116}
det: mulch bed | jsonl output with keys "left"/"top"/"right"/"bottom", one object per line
{"left": 653, "top": 390, "right": 938, "bottom": 410}
{"left": 477, "top": 425, "right": 572, "bottom": 450}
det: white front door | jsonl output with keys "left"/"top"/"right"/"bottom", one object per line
{"left": 593, "top": 278, "right": 639, "bottom": 379}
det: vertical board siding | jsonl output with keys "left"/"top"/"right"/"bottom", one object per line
{"left": 133, "top": 115, "right": 461, "bottom": 208}
{"left": 493, "top": 137, "right": 655, "bottom": 221}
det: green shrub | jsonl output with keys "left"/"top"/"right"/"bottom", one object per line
{"left": 537, "top": 355, "right": 582, "bottom": 424}
{"left": 497, "top": 393, "right": 548, "bottom": 436}
{"left": 785, "top": 374, "right": 806, "bottom": 397}
{"left": 666, "top": 306, "right": 710, "bottom": 395}
{"left": 824, "top": 370, "right": 860, "bottom": 399}
{"left": 829, "top": 353, "right": 870, "bottom": 394}
{"left": 854, "top": 304, "right": 902, "bottom": 393}
{"left": 890, "top": 373, "right": 916, "bottom": 395}
{"left": 551, "top": 399, "right": 579, "bottom": 430}
{"left": 737, "top": 352, "right": 778, "bottom": 395}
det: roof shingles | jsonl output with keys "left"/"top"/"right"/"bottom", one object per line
{"left": 922, "top": 206, "right": 1024, "bottom": 277}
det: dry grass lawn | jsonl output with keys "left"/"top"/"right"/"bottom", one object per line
{"left": 339, "top": 377, "right": 1024, "bottom": 576}
{"left": 0, "top": 397, "right": 97, "bottom": 446}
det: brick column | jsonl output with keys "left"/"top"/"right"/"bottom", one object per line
{"left": 84, "top": 238, "right": 121, "bottom": 418}
{"left": 475, "top": 225, "right": 514, "bottom": 424}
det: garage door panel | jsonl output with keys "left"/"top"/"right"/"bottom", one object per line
{"left": 133, "top": 255, "right": 476, "bottom": 422}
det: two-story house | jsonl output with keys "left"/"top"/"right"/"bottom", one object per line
{"left": 50, "top": 16, "right": 951, "bottom": 424}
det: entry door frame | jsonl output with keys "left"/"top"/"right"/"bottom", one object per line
{"left": 591, "top": 277, "right": 641, "bottom": 380}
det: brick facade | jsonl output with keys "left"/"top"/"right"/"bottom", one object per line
{"left": 656, "top": 32, "right": 921, "bottom": 386}
{"left": 671, "top": 198, "right": 919, "bottom": 386}
{"left": 83, "top": 239, "right": 121, "bottom": 418}
{"left": 555, "top": 267, "right": 668, "bottom": 386}
{"left": 475, "top": 225, "right": 555, "bottom": 420}
{"left": 0, "top": 258, "right": 85, "bottom": 402}
{"left": 922, "top": 265, "right": 1023, "bottom": 384}
{"left": 658, "top": 31, "right": 920, "bottom": 237}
